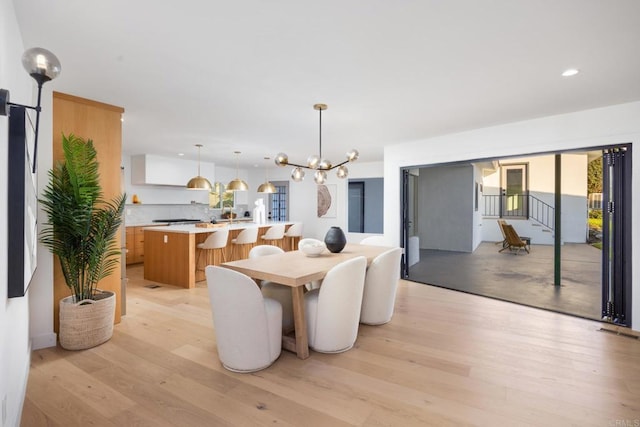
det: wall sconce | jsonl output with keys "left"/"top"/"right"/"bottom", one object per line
{"left": 0, "top": 47, "right": 62, "bottom": 172}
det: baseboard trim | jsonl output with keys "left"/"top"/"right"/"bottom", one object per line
{"left": 599, "top": 324, "right": 640, "bottom": 339}
{"left": 31, "top": 332, "right": 57, "bottom": 350}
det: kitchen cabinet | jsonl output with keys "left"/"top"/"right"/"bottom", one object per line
{"left": 131, "top": 154, "right": 215, "bottom": 187}
{"left": 144, "top": 222, "right": 294, "bottom": 288}
{"left": 126, "top": 226, "right": 146, "bottom": 264}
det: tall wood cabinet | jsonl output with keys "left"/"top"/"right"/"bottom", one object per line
{"left": 52, "top": 92, "right": 124, "bottom": 332}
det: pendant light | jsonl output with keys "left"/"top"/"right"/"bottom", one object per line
{"left": 257, "top": 157, "right": 276, "bottom": 193}
{"left": 227, "top": 151, "right": 249, "bottom": 191}
{"left": 274, "top": 103, "right": 359, "bottom": 183}
{"left": 186, "top": 144, "right": 212, "bottom": 190}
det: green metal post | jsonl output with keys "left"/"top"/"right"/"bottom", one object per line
{"left": 554, "top": 154, "right": 561, "bottom": 286}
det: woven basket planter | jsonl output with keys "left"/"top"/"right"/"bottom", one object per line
{"left": 59, "top": 290, "right": 116, "bottom": 350}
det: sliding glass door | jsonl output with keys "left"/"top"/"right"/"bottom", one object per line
{"left": 601, "top": 146, "right": 632, "bottom": 326}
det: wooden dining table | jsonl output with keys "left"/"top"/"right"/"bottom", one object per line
{"left": 221, "top": 243, "right": 393, "bottom": 359}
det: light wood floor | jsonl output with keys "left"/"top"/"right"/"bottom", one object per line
{"left": 22, "top": 265, "right": 640, "bottom": 426}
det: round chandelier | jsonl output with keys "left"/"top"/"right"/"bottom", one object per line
{"left": 274, "top": 103, "right": 358, "bottom": 184}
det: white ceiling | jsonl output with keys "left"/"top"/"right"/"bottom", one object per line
{"left": 13, "top": 0, "right": 640, "bottom": 168}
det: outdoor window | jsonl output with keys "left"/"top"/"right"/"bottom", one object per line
{"left": 269, "top": 181, "right": 289, "bottom": 221}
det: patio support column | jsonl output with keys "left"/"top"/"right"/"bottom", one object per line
{"left": 554, "top": 154, "right": 562, "bottom": 286}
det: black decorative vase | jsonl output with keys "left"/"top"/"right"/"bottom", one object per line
{"left": 324, "top": 226, "right": 347, "bottom": 253}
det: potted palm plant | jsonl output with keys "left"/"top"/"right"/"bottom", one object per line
{"left": 40, "top": 133, "right": 125, "bottom": 350}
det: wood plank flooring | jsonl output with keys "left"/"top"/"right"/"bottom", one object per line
{"left": 22, "top": 265, "right": 640, "bottom": 426}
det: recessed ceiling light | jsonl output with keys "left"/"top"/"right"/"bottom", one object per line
{"left": 562, "top": 68, "right": 579, "bottom": 77}
{"left": 177, "top": 153, "right": 184, "bottom": 156}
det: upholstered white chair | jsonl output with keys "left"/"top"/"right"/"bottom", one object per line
{"left": 359, "top": 235, "right": 388, "bottom": 246}
{"left": 249, "top": 245, "right": 294, "bottom": 331}
{"left": 360, "top": 247, "right": 403, "bottom": 325}
{"left": 283, "top": 222, "right": 303, "bottom": 251}
{"left": 304, "top": 256, "right": 367, "bottom": 353}
{"left": 261, "top": 223, "right": 286, "bottom": 248}
{"left": 297, "top": 238, "right": 326, "bottom": 290}
{"left": 205, "top": 265, "right": 282, "bottom": 372}
{"left": 250, "top": 244, "right": 284, "bottom": 259}
{"left": 231, "top": 226, "right": 259, "bottom": 260}
{"left": 196, "top": 227, "right": 230, "bottom": 270}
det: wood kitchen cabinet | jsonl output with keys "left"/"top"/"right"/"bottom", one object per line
{"left": 126, "top": 226, "right": 146, "bottom": 264}
{"left": 53, "top": 91, "right": 124, "bottom": 329}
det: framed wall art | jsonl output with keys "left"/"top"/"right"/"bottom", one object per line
{"left": 7, "top": 106, "right": 38, "bottom": 298}
{"left": 317, "top": 183, "right": 337, "bottom": 218}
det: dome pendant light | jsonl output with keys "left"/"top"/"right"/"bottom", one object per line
{"left": 227, "top": 151, "right": 249, "bottom": 191}
{"left": 257, "top": 156, "right": 276, "bottom": 193}
{"left": 186, "top": 144, "right": 212, "bottom": 190}
{"left": 274, "top": 103, "right": 358, "bottom": 183}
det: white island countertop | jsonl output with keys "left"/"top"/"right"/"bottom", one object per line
{"left": 143, "top": 221, "right": 293, "bottom": 234}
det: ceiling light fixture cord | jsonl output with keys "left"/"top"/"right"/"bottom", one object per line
{"left": 318, "top": 105, "right": 322, "bottom": 160}
{"left": 198, "top": 145, "right": 201, "bottom": 176}
{"left": 227, "top": 151, "right": 249, "bottom": 191}
{"left": 186, "top": 144, "right": 212, "bottom": 190}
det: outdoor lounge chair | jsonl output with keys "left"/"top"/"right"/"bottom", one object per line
{"left": 499, "top": 224, "right": 531, "bottom": 254}
{"left": 497, "top": 219, "right": 509, "bottom": 249}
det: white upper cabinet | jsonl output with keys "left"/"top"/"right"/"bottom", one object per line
{"left": 131, "top": 154, "right": 215, "bottom": 187}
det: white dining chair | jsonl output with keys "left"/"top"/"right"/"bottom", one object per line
{"left": 261, "top": 223, "right": 286, "bottom": 248}
{"left": 231, "top": 226, "right": 259, "bottom": 260}
{"left": 283, "top": 222, "right": 303, "bottom": 251}
{"left": 205, "top": 265, "right": 282, "bottom": 372}
{"left": 359, "top": 235, "right": 388, "bottom": 246}
{"left": 360, "top": 247, "right": 403, "bottom": 325}
{"left": 297, "top": 238, "right": 326, "bottom": 290}
{"left": 249, "top": 245, "right": 294, "bottom": 332}
{"left": 304, "top": 256, "right": 367, "bottom": 353}
{"left": 196, "top": 227, "right": 230, "bottom": 270}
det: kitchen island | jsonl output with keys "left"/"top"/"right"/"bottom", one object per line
{"left": 143, "top": 221, "right": 294, "bottom": 288}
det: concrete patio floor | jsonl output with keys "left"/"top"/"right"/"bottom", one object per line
{"left": 408, "top": 242, "right": 602, "bottom": 320}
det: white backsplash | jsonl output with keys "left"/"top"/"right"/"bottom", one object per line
{"left": 125, "top": 203, "right": 250, "bottom": 225}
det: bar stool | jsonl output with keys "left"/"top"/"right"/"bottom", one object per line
{"left": 230, "top": 227, "right": 259, "bottom": 260}
{"left": 196, "top": 227, "right": 230, "bottom": 271}
{"left": 283, "top": 222, "right": 303, "bottom": 252}
{"left": 260, "top": 224, "right": 285, "bottom": 248}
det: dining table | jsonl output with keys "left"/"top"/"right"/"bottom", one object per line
{"left": 221, "top": 243, "right": 394, "bottom": 359}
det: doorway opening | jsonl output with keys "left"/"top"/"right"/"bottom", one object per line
{"left": 268, "top": 181, "right": 289, "bottom": 221}
{"left": 401, "top": 145, "right": 632, "bottom": 324}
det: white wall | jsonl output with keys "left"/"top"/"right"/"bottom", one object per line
{"left": 122, "top": 154, "right": 250, "bottom": 224}
{"left": 481, "top": 153, "right": 588, "bottom": 244}
{"left": 0, "top": 1, "right": 36, "bottom": 424}
{"left": 245, "top": 161, "right": 384, "bottom": 242}
{"left": 344, "top": 162, "right": 385, "bottom": 241}
{"left": 385, "top": 101, "right": 640, "bottom": 331}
